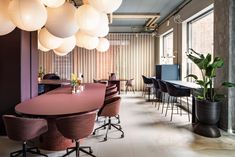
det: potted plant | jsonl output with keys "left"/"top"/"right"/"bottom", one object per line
{"left": 186, "top": 49, "right": 235, "bottom": 137}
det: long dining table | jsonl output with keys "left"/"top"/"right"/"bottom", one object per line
{"left": 15, "top": 83, "right": 106, "bottom": 151}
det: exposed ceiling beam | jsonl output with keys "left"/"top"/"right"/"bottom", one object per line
{"left": 112, "top": 13, "right": 160, "bottom": 19}
{"left": 110, "top": 13, "right": 160, "bottom": 32}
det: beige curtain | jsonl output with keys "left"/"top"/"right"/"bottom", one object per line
{"left": 39, "top": 33, "right": 155, "bottom": 91}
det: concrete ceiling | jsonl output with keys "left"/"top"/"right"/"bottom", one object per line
{"left": 73, "top": 0, "right": 186, "bottom": 33}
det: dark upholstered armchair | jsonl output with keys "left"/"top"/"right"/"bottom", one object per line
{"left": 3, "top": 115, "right": 48, "bottom": 157}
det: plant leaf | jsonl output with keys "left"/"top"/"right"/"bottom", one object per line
{"left": 205, "top": 65, "right": 216, "bottom": 78}
{"left": 185, "top": 74, "right": 198, "bottom": 80}
{"left": 211, "top": 57, "right": 224, "bottom": 68}
{"left": 222, "top": 82, "right": 235, "bottom": 87}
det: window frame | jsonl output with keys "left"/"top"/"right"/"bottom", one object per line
{"left": 186, "top": 9, "right": 214, "bottom": 81}
{"left": 160, "top": 30, "right": 174, "bottom": 64}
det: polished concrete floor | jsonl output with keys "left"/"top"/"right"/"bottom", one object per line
{"left": 1, "top": 92, "right": 235, "bottom": 157}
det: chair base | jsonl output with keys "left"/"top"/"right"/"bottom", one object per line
{"left": 10, "top": 142, "right": 47, "bottom": 157}
{"left": 125, "top": 85, "right": 135, "bottom": 94}
{"left": 93, "top": 117, "right": 124, "bottom": 141}
{"left": 62, "top": 141, "right": 95, "bottom": 157}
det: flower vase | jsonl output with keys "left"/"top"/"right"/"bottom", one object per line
{"left": 72, "top": 85, "right": 76, "bottom": 94}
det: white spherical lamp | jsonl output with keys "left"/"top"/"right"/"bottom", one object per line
{"left": 46, "top": 2, "right": 79, "bottom": 38}
{"left": 8, "top": 0, "right": 47, "bottom": 31}
{"left": 87, "top": 12, "right": 109, "bottom": 37}
{"left": 53, "top": 50, "right": 69, "bottom": 56}
{"left": 89, "top": 24, "right": 109, "bottom": 37}
{"left": 54, "top": 36, "right": 76, "bottom": 53}
{"left": 75, "top": 5, "right": 100, "bottom": 31}
{"left": 89, "top": 0, "right": 122, "bottom": 13}
{"left": 41, "top": 0, "right": 65, "bottom": 8}
{"left": 38, "top": 40, "right": 50, "bottom": 52}
{"left": 96, "top": 38, "right": 110, "bottom": 52}
{"left": 0, "top": 0, "right": 16, "bottom": 36}
{"left": 38, "top": 28, "right": 63, "bottom": 49}
{"left": 84, "top": 35, "right": 99, "bottom": 50}
{"left": 76, "top": 31, "right": 86, "bottom": 48}
{"left": 75, "top": 31, "right": 99, "bottom": 50}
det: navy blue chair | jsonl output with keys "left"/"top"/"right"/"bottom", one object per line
{"left": 151, "top": 78, "right": 161, "bottom": 108}
{"left": 165, "top": 82, "right": 191, "bottom": 121}
{"left": 157, "top": 80, "right": 168, "bottom": 114}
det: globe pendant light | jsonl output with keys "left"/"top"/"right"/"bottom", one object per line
{"left": 54, "top": 36, "right": 76, "bottom": 54}
{"left": 96, "top": 38, "right": 110, "bottom": 52}
{"left": 41, "top": 0, "right": 65, "bottom": 8}
{"left": 53, "top": 50, "right": 69, "bottom": 56}
{"left": 38, "top": 28, "right": 63, "bottom": 49}
{"left": 87, "top": 12, "right": 109, "bottom": 37}
{"left": 89, "top": 0, "right": 122, "bottom": 13}
{"left": 75, "top": 31, "right": 99, "bottom": 50}
{"left": 8, "top": 0, "right": 47, "bottom": 31}
{"left": 38, "top": 40, "right": 50, "bottom": 52}
{"left": 46, "top": 2, "right": 79, "bottom": 38}
{"left": 0, "top": 0, "right": 16, "bottom": 36}
{"left": 75, "top": 5, "right": 100, "bottom": 32}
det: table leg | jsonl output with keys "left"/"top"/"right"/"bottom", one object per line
{"left": 35, "top": 118, "right": 74, "bottom": 151}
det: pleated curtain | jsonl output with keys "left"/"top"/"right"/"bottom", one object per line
{"left": 39, "top": 33, "right": 155, "bottom": 91}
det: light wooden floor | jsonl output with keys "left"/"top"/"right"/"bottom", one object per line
{"left": 1, "top": 92, "right": 235, "bottom": 157}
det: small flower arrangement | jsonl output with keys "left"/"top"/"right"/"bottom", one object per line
{"left": 71, "top": 73, "right": 78, "bottom": 87}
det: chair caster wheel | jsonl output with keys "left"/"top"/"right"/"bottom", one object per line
{"left": 89, "top": 149, "right": 93, "bottom": 153}
{"left": 104, "top": 137, "right": 107, "bottom": 141}
{"left": 121, "top": 134, "right": 124, "bottom": 138}
{"left": 92, "top": 132, "right": 96, "bottom": 135}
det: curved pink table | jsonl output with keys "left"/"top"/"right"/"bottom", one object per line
{"left": 15, "top": 83, "right": 106, "bottom": 151}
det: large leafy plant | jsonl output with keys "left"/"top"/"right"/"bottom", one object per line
{"left": 186, "top": 49, "right": 235, "bottom": 102}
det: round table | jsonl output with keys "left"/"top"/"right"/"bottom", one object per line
{"left": 15, "top": 83, "right": 106, "bottom": 151}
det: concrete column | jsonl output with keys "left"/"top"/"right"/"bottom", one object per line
{"left": 214, "top": 0, "right": 235, "bottom": 132}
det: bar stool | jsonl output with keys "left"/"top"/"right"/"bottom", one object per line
{"left": 157, "top": 80, "right": 168, "bottom": 114}
{"left": 165, "top": 82, "right": 191, "bottom": 121}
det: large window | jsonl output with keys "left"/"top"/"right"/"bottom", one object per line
{"left": 187, "top": 10, "right": 214, "bottom": 81}
{"left": 161, "top": 31, "right": 173, "bottom": 64}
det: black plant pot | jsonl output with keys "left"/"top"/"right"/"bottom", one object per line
{"left": 193, "top": 100, "right": 221, "bottom": 138}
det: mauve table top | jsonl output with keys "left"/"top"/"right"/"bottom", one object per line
{"left": 15, "top": 83, "right": 106, "bottom": 117}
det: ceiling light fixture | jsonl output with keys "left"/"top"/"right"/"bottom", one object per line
{"left": 46, "top": 2, "right": 79, "bottom": 38}
{"left": 0, "top": 0, "right": 16, "bottom": 36}
{"left": 0, "top": 0, "right": 123, "bottom": 56}
{"left": 8, "top": 0, "right": 47, "bottom": 31}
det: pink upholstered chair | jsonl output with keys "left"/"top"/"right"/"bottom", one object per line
{"left": 2, "top": 115, "right": 48, "bottom": 157}
{"left": 105, "top": 91, "right": 118, "bottom": 100}
{"left": 56, "top": 111, "right": 97, "bottom": 157}
{"left": 106, "top": 86, "right": 117, "bottom": 95}
{"left": 106, "top": 84, "right": 116, "bottom": 90}
{"left": 93, "top": 97, "right": 124, "bottom": 141}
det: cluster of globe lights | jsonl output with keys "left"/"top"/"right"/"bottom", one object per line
{"left": 0, "top": 0, "right": 122, "bottom": 56}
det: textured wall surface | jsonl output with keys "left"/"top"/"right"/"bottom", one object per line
{"left": 214, "top": 0, "right": 235, "bottom": 132}
{"left": 0, "top": 29, "right": 38, "bottom": 135}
